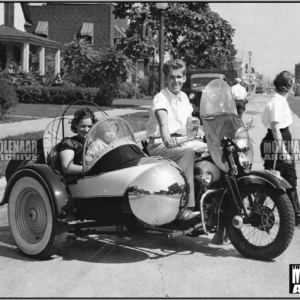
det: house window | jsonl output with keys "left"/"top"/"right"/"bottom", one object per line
{"left": 113, "top": 25, "right": 126, "bottom": 46}
{"left": 34, "top": 21, "right": 49, "bottom": 38}
{"left": 4, "top": 3, "right": 14, "bottom": 27}
{"left": 79, "top": 23, "right": 94, "bottom": 45}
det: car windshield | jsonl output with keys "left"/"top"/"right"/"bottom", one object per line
{"left": 191, "top": 77, "right": 221, "bottom": 87}
{"left": 83, "top": 117, "right": 136, "bottom": 170}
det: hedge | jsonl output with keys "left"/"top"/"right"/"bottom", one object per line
{"left": 16, "top": 85, "right": 114, "bottom": 106}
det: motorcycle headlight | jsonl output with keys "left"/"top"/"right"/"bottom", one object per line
{"left": 235, "top": 127, "right": 249, "bottom": 149}
{"left": 200, "top": 171, "right": 213, "bottom": 186}
{"left": 238, "top": 152, "right": 250, "bottom": 169}
{"left": 189, "top": 93, "right": 195, "bottom": 100}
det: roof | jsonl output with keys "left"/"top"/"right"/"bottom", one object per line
{"left": 0, "top": 25, "right": 62, "bottom": 49}
{"left": 21, "top": 3, "right": 33, "bottom": 26}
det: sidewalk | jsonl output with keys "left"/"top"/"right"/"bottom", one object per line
{"left": 0, "top": 108, "right": 147, "bottom": 139}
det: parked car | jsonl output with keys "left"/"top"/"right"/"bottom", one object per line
{"left": 187, "top": 73, "right": 226, "bottom": 120}
{"left": 255, "top": 87, "right": 263, "bottom": 94}
{"left": 294, "top": 84, "right": 300, "bottom": 96}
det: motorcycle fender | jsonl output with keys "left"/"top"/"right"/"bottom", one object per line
{"left": 237, "top": 170, "right": 292, "bottom": 191}
{"left": 1, "top": 164, "right": 73, "bottom": 220}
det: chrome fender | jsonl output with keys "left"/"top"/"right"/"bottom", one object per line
{"left": 1, "top": 164, "right": 74, "bottom": 220}
{"left": 127, "top": 161, "right": 189, "bottom": 226}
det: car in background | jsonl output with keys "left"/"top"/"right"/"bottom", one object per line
{"left": 255, "top": 87, "right": 263, "bottom": 94}
{"left": 294, "top": 84, "right": 300, "bottom": 97}
{"left": 188, "top": 73, "right": 226, "bottom": 120}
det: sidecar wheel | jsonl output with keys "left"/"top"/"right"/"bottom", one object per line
{"left": 8, "top": 176, "right": 68, "bottom": 259}
{"left": 226, "top": 184, "right": 295, "bottom": 261}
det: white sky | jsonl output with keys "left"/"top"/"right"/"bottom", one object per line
{"left": 210, "top": 2, "right": 300, "bottom": 79}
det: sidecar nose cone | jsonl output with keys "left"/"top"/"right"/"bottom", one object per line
{"left": 128, "top": 162, "right": 188, "bottom": 226}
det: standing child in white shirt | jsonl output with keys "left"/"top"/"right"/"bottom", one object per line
{"left": 260, "top": 71, "right": 300, "bottom": 227}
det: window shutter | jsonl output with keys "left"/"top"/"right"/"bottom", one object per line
{"left": 10, "top": 3, "right": 14, "bottom": 27}
{"left": 4, "top": 3, "right": 9, "bottom": 25}
{"left": 4, "top": 3, "right": 14, "bottom": 26}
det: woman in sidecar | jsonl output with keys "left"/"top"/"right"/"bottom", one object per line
{"left": 1, "top": 103, "right": 194, "bottom": 259}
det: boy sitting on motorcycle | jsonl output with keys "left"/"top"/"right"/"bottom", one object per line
{"left": 146, "top": 59, "right": 207, "bottom": 223}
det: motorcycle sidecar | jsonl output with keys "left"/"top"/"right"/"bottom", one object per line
{"left": 1, "top": 103, "right": 192, "bottom": 259}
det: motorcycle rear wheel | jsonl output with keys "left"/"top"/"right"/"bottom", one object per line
{"left": 226, "top": 184, "right": 295, "bottom": 261}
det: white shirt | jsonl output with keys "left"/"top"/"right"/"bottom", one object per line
{"left": 85, "top": 139, "right": 108, "bottom": 165}
{"left": 231, "top": 83, "right": 247, "bottom": 100}
{"left": 261, "top": 92, "right": 293, "bottom": 129}
{"left": 146, "top": 87, "right": 193, "bottom": 138}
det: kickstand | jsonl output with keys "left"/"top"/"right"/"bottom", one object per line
{"left": 211, "top": 224, "right": 228, "bottom": 245}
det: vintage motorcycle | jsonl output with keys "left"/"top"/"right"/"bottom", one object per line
{"left": 1, "top": 80, "right": 295, "bottom": 261}
{"left": 188, "top": 79, "right": 295, "bottom": 260}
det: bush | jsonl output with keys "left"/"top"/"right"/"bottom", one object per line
{"left": 148, "top": 73, "right": 159, "bottom": 95}
{"left": 0, "top": 80, "right": 19, "bottom": 118}
{"left": 138, "top": 76, "right": 149, "bottom": 95}
{"left": 117, "top": 82, "right": 136, "bottom": 99}
{"left": 16, "top": 85, "right": 113, "bottom": 106}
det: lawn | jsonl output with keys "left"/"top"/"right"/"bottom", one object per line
{"left": 3, "top": 102, "right": 148, "bottom": 123}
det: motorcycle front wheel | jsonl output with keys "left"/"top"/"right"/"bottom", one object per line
{"left": 226, "top": 184, "right": 295, "bottom": 261}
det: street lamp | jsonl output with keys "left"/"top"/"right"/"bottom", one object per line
{"left": 156, "top": 3, "right": 168, "bottom": 91}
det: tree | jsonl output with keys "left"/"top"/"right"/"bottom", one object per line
{"left": 0, "top": 80, "right": 18, "bottom": 119}
{"left": 113, "top": 3, "right": 237, "bottom": 69}
{"left": 62, "top": 37, "right": 135, "bottom": 88}
{"left": 62, "top": 37, "right": 98, "bottom": 86}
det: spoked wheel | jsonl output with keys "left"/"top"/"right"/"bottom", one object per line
{"left": 226, "top": 184, "right": 295, "bottom": 261}
{"left": 8, "top": 176, "right": 68, "bottom": 259}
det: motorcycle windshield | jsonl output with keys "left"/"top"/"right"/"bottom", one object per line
{"left": 200, "top": 79, "right": 253, "bottom": 172}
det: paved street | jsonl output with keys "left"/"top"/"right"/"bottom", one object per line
{"left": 0, "top": 94, "right": 300, "bottom": 297}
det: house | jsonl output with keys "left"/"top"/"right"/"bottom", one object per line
{"left": 27, "top": 3, "right": 152, "bottom": 86}
{"left": 27, "top": 3, "right": 128, "bottom": 51}
{"left": 0, "top": 3, "right": 62, "bottom": 75}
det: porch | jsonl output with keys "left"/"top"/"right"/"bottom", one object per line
{"left": 0, "top": 25, "right": 62, "bottom": 76}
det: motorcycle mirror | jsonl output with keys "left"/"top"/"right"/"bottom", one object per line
{"left": 187, "top": 117, "right": 201, "bottom": 132}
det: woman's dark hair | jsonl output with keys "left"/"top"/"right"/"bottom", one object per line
{"left": 70, "top": 107, "right": 98, "bottom": 133}
{"left": 273, "top": 71, "right": 294, "bottom": 92}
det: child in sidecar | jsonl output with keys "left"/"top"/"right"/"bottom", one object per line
{"left": 85, "top": 120, "right": 119, "bottom": 165}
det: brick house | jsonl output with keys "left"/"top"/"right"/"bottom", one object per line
{"left": 27, "top": 3, "right": 154, "bottom": 86}
{"left": 27, "top": 3, "right": 128, "bottom": 50}
{"left": 0, "top": 3, "right": 62, "bottom": 75}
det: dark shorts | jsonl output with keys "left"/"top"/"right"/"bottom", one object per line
{"left": 260, "top": 127, "right": 298, "bottom": 187}
{"left": 235, "top": 100, "right": 245, "bottom": 118}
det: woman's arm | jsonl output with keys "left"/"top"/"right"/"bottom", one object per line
{"left": 155, "top": 110, "right": 178, "bottom": 148}
{"left": 59, "top": 149, "right": 83, "bottom": 175}
{"left": 270, "top": 121, "right": 291, "bottom": 161}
